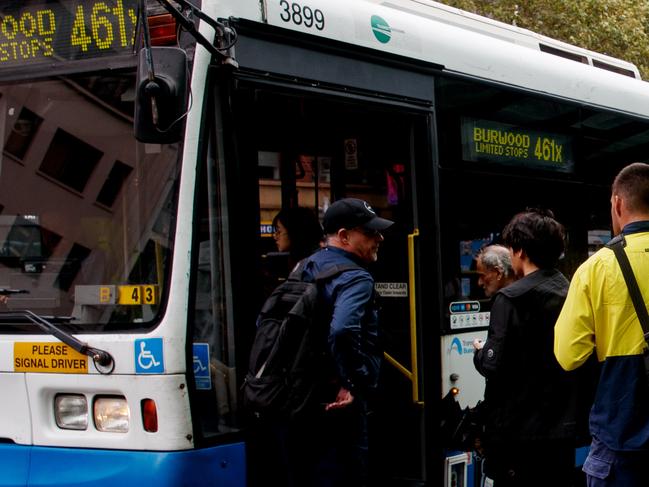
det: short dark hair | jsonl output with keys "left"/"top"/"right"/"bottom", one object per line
{"left": 612, "top": 162, "right": 649, "bottom": 214}
{"left": 502, "top": 208, "right": 565, "bottom": 269}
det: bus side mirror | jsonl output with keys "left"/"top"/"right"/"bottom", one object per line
{"left": 134, "top": 47, "right": 188, "bottom": 144}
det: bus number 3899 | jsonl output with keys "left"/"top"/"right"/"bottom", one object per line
{"left": 278, "top": 1, "right": 325, "bottom": 31}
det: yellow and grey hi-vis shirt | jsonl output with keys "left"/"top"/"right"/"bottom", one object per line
{"left": 555, "top": 224, "right": 649, "bottom": 451}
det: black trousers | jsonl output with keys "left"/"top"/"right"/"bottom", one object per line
{"left": 289, "top": 400, "right": 369, "bottom": 487}
{"left": 248, "top": 400, "right": 370, "bottom": 487}
{"left": 483, "top": 440, "right": 575, "bottom": 487}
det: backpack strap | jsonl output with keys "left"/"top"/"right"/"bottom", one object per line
{"left": 606, "top": 235, "right": 649, "bottom": 342}
{"left": 314, "top": 263, "right": 363, "bottom": 282}
{"left": 287, "top": 258, "right": 363, "bottom": 283}
{"left": 286, "top": 259, "right": 307, "bottom": 281}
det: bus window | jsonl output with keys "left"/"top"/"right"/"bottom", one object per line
{"left": 0, "top": 72, "right": 179, "bottom": 329}
{"left": 189, "top": 137, "right": 239, "bottom": 439}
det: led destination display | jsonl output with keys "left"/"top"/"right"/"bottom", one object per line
{"left": 0, "top": 0, "right": 137, "bottom": 71}
{"left": 461, "top": 117, "right": 575, "bottom": 172}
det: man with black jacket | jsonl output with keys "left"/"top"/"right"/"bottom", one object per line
{"left": 473, "top": 209, "right": 578, "bottom": 487}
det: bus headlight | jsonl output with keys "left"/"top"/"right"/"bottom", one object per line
{"left": 94, "top": 396, "right": 130, "bottom": 433}
{"left": 55, "top": 394, "right": 88, "bottom": 430}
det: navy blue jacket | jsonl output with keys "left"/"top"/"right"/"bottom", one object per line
{"left": 301, "top": 246, "right": 381, "bottom": 396}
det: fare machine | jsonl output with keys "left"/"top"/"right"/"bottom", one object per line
{"left": 441, "top": 237, "right": 494, "bottom": 487}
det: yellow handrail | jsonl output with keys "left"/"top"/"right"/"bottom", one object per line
{"left": 408, "top": 228, "right": 422, "bottom": 405}
{"left": 383, "top": 351, "right": 412, "bottom": 380}
{"left": 382, "top": 228, "right": 423, "bottom": 406}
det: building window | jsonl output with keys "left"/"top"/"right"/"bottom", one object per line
{"left": 0, "top": 216, "right": 61, "bottom": 270}
{"left": 96, "top": 160, "right": 132, "bottom": 207}
{"left": 40, "top": 227, "right": 63, "bottom": 259}
{"left": 4, "top": 108, "right": 43, "bottom": 160}
{"left": 39, "top": 129, "right": 103, "bottom": 193}
{"left": 55, "top": 243, "right": 91, "bottom": 291}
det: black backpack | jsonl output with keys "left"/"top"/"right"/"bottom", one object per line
{"left": 242, "top": 261, "right": 361, "bottom": 419}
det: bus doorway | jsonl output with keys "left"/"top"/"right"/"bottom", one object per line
{"left": 232, "top": 83, "right": 436, "bottom": 485}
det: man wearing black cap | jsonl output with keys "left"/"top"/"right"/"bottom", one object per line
{"left": 293, "top": 197, "right": 393, "bottom": 486}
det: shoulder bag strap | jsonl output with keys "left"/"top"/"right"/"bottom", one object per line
{"left": 606, "top": 235, "right": 649, "bottom": 342}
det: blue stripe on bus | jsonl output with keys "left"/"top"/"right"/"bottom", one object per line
{"left": 0, "top": 443, "right": 30, "bottom": 486}
{"left": 0, "top": 442, "right": 246, "bottom": 487}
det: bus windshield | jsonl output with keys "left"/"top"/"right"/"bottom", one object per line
{"left": 0, "top": 0, "right": 184, "bottom": 331}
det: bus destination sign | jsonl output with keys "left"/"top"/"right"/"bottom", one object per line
{"left": 0, "top": 0, "right": 137, "bottom": 72}
{"left": 461, "top": 118, "right": 574, "bottom": 172}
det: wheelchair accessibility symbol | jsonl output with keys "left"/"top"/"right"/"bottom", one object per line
{"left": 135, "top": 338, "right": 164, "bottom": 374}
{"left": 192, "top": 343, "right": 211, "bottom": 390}
{"left": 193, "top": 356, "right": 207, "bottom": 374}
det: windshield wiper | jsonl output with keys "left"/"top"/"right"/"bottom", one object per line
{"left": 0, "top": 310, "right": 115, "bottom": 374}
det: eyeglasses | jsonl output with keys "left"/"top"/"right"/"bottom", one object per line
{"left": 353, "top": 227, "right": 383, "bottom": 238}
{"left": 273, "top": 228, "right": 286, "bottom": 237}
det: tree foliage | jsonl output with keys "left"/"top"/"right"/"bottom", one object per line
{"left": 438, "top": 0, "right": 649, "bottom": 79}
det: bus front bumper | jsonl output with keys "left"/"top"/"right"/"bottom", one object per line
{"left": 0, "top": 442, "right": 246, "bottom": 486}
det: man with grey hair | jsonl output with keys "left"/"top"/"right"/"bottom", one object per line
{"left": 476, "top": 244, "right": 516, "bottom": 298}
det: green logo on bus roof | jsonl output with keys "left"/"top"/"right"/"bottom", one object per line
{"left": 371, "top": 15, "right": 391, "bottom": 44}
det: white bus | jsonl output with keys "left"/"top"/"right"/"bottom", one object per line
{"left": 2, "top": 0, "right": 648, "bottom": 485}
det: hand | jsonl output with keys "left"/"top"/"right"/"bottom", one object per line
{"left": 325, "top": 386, "right": 354, "bottom": 411}
{"left": 473, "top": 339, "right": 484, "bottom": 351}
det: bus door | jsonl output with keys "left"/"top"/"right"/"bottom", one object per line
{"left": 242, "top": 88, "right": 432, "bottom": 484}
{"left": 222, "top": 31, "right": 440, "bottom": 483}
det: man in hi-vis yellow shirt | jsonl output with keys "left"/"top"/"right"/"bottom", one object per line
{"left": 555, "top": 162, "right": 649, "bottom": 487}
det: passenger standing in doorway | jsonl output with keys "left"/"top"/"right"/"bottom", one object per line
{"left": 473, "top": 209, "right": 577, "bottom": 487}
{"left": 476, "top": 244, "right": 517, "bottom": 298}
{"left": 272, "top": 206, "right": 324, "bottom": 268}
{"left": 251, "top": 206, "right": 324, "bottom": 487}
{"left": 471, "top": 244, "right": 517, "bottom": 457}
{"left": 248, "top": 207, "right": 324, "bottom": 486}
{"left": 261, "top": 206, "right": 324, "bottom": 298}
{"left": 555, "top": 162, "right": 649, "bottom": 487}
{"left": 291, "top": 197, "right": 394, "bottom": 487}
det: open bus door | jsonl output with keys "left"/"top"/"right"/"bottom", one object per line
{"left": 232, "top": 79, "right": 440, "bottom": 484}
{"left": 134, "top": 22, "right": 445, "bottom": 485}
{"left": 188, "top": 22, "right": 449, "bottom": 483}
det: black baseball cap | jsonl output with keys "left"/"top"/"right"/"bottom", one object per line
{"left": 323, "top": 198, "right": 394, "bottom": 234}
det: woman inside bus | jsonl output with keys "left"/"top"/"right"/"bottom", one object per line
{"left": 472, "top": 208, "right": 578, "bottom": 487}
{"left": 272, "top": 206, "right": 324, "bottom": 268}
{"left": 250, "top": 206, "right": 323, "bottom": 486}
{"left": 261, "top": 206, "right": 324, "bottom": 298}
